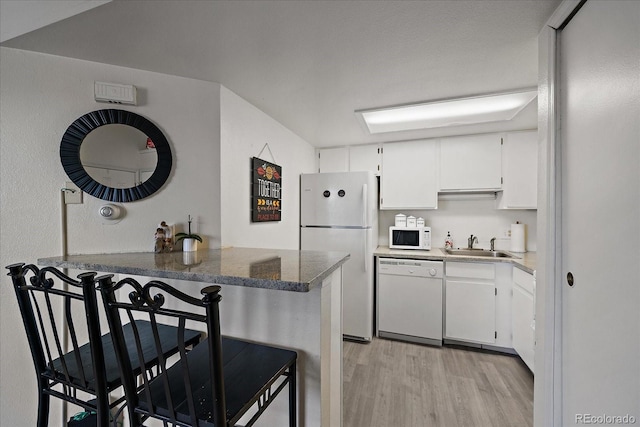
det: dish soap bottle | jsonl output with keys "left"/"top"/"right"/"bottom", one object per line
{"left": 445, "top": 231, "right": 453, "bottom": 249}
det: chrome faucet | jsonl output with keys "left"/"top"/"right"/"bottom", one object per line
{"left": 467, "top": 234, "right": 479, "bottom": 249}
{"left": 490, "top": 237, "right": 496, "bottom": 251}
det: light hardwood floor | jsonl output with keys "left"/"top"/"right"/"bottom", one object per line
{"left": 343, "top": 338, "right": 533, "bottom": 427}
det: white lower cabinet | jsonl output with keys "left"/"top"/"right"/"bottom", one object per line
{"left": 445, "top": 279, "right": 496, "bottom": 344}
{"left": 512, "top": 268, "right": 535, "bottom": 372}
{"left": 444, "top": 261, "right": 513, "bottom": 349}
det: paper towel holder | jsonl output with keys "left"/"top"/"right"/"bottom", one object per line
{"left": 510, "top": 221, "right": 527, "bottom": 253}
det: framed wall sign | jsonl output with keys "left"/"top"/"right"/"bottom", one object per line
{"left": 251, "top": 157, "right": 282, "bottom": 222}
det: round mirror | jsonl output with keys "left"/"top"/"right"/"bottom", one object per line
{"left": 60, "top": 109, "right": 172, "bottom": 202}
{"left": 80, "top": 124, "right": 158, "bottom": 188}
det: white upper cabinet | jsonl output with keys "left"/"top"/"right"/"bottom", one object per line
{"left": 317, "top": 144, "right": 380, "bottom": 175}
{"left": 317, "top": 147, "right": 349, "bottom": 173}
{"left": 439, "top": 133, "right": 502, "bottom": 191}
{"left": 380, "top": 139, "right": 438, "bottom": 210}
{"left": 318, "top": 130, "right": 536, "bottom": 207}
{"left": 497, "top": 130, "right": 538, "bottom": 209}
{"left": 349, "top": 144, "right": 380, "bottom": 175}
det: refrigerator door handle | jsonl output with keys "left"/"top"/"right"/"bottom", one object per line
{"left": 362, "top": 183, "right": 369, "bottom": 273}
{"left": 362, "top": 183, "right": 368, "bottom": 226}
{"left": 363, "top": 228, "right": 368, "bottom": 273}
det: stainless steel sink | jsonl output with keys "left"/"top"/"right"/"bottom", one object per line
{"left": 443, "top": 248, "right": 517, "bottom": 258}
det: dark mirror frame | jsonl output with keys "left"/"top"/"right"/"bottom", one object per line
{"left": 60, "top": 109, "right": 172, "bottom": 202}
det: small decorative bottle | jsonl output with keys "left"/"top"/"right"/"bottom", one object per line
{"left": 445, "top": 231, "right": 454, "bottom": 249}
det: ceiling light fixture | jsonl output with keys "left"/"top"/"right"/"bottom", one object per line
{"left": 355, "top": 89, "right": 537, "bottom": 134}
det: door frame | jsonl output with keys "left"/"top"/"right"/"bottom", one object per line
{"left": 535, "top": 1, "right": 586, "bottom": 426}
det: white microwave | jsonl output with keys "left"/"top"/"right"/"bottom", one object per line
{"left": 389, "top": 226, "right": 431, "bottom": 250}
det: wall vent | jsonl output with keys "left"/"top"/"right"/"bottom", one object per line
{"left": 94, "top": 81, "right": 137, "bottom": 105}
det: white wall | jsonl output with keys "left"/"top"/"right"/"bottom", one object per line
{"left": 220, "top": 86, "right": 316, "bottom": 249}
{"left": 0, "top": 47, "right": 222, "bottom": 426}
{"left": 0, "top": 47, "right": 223, "bottom": 255}
{"left": 380, "top": 199, "right": 537, "bottom": 252}
{"left": 0, "top": 47, "right": 316, "bottom": 426}
{"left": 0, "top": 0, "right": 111, "bottom": 43}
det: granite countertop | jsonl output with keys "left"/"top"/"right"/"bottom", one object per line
{"left": 37, "top": 247, "right": 350, "bottom": 292}
{"left": 375, "top": 246, "right": 536, "bottom": 274}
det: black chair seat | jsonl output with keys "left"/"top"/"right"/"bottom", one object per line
{"left": 139, "top": 336, "right": 297, "bottom": 426}
{"left": 98, "top": 277, "right": 297, "bottom": 427}
{"left": 47, "top": 320, "right": 202, "bottom": 390}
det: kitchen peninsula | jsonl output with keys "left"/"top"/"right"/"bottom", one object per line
{"left": 38, "top": 247, "right": 349, "bottom": 427}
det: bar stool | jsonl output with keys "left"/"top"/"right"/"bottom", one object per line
{"left": 97, "top": 274, "right": 298, "bottom": 427}
{"left": 6, "top": 263, "right": 202, "bottom": 426}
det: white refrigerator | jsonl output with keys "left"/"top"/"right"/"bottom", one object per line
{"left": 300, "top": 171, "right": 378, "bottom": 341}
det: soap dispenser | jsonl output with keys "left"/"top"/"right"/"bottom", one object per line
{"left": 445, "top": 231, "right": 453, "bottom": 249}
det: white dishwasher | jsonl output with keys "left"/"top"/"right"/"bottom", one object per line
{"left": 377, "top": 258, "right": 443, "bottom": 346}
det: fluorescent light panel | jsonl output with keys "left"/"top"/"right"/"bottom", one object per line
{"left": 357, "top": 90, "right": 537, "bottom": 134}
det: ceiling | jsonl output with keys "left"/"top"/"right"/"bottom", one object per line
{"left": 0, "top": 0, "right": 561, "bottom": 147}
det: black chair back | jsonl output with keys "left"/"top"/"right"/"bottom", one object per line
{"left": 98, "top": 274, "right": 298, "bottom": 427}
{"left": 97, "top": 275, "right": 226, "bottom": 427}
{"left": 6, "top": 263, "right": 111, "bottom": 426}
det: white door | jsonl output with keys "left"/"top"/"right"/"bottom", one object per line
{"left": 300, "top": 172, "right": 376, "bottom": 227}
{"left": 560, "top": 1, "right": 640, "bottom": 423}
{"left": 439, "top": 133, "right": 502, "bottom": 191}
{"left": 500, "top": 130, "right": 538, "bottom": 209}
{"left": 512, "top": 284, "right": 534, "bottom": 371}
{"left": 445, "top": 280, "right": 495, "bottom": 344}
{"left": 301, "top": 227, "right": 374, "bottom": 340}
{"left": 380, "top": 139, "right": 438, "bottom": 209}
{"left": 318, "top": 147, "right": 349, "bottom": 173}
{"left": 349, "top": 144, "right": 380, "bottom": 175}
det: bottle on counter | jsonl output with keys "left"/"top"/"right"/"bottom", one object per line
{"left": 445, "top": 231, "right": 453, "bottom": 249}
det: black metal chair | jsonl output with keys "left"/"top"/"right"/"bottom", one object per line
{"left": 97, "top": 274, "right": 298, "bottom": 427}
{"left": 6, "top": 263, "right": 202, "bottom": 427}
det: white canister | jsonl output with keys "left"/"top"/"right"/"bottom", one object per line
{"left": 416, "top": 217, "right": 425, "bottom": 227}
{"left": 407, "top": 216, "right": 417, "bottom": 227}
{"left": 395, "top": 214, "right": 407, "bottom": 227}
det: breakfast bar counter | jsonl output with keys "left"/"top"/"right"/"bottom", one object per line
{"left": 38, "top": 247, "right": 349, "bottom": 292}
{"left": 39, "top": 247, "right": 350, "bottom": 427}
